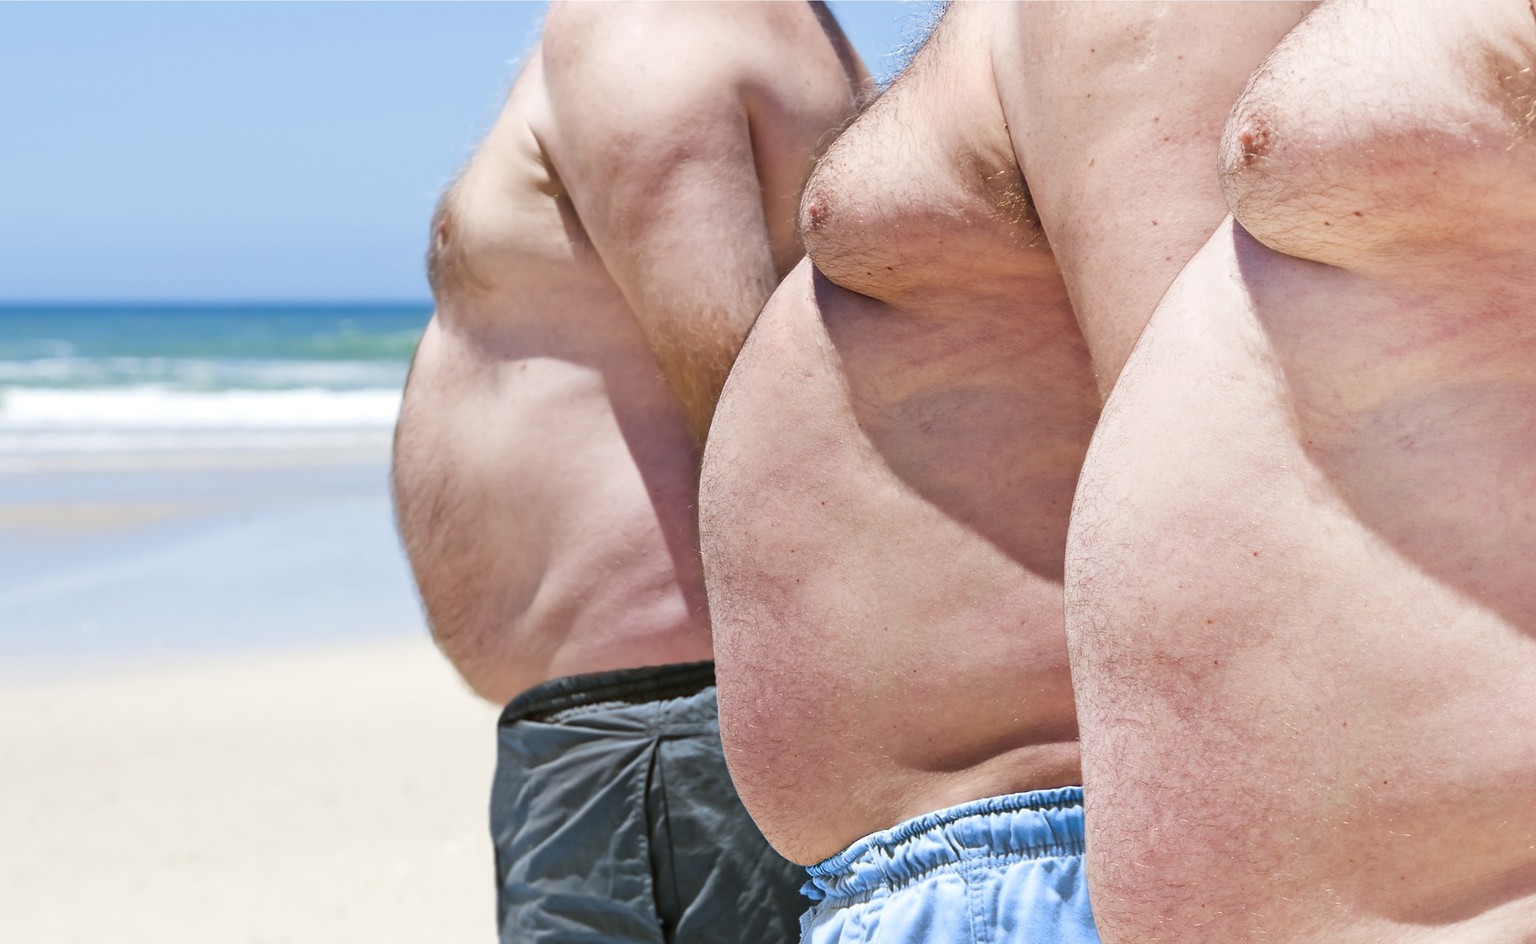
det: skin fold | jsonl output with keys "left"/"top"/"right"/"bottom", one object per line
{"left": 1067, "top": 1, "right": 1536, "bottom": 940}
{"left": 701, "top": 1, "right": 1310, "bottom": 866}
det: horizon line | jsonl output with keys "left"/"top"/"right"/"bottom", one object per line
{"left": 0, "top": 298, "right": 434, "bottom": 308}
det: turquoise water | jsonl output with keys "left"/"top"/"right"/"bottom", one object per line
{"left": 0, "top": 301, "right": 429, "bottom": 390}
{"left": 0, "top": 302, "right": 432, "bottom": 456}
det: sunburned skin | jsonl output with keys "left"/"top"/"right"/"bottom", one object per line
{"left": 702, "top": 0, "right": 1316, "bottom": 868}
{"left": 1067, "top": 0, "right": 1536, "bottom": 940}
{"left": 393, "top": 2, "right": 864, "bottom": 704}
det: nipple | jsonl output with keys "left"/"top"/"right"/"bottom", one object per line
{"left": 1235, "top": 116, "right": 1273, "bottom": 168}
{"left": 802, "top": 196, "right": 831, "bottom": 233}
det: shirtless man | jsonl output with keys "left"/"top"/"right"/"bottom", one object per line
{"left": 392, "top": 4, "right": 864, "bottom": 940}
{"left": 700, "top": 2, "right": 1309, "bottom": 940}
{"left": 1066, "top": 1, "right": 1536, "bottom": 941}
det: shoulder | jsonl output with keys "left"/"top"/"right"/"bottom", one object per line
{"left": 542, "top": 1, "right": 830, "bottom": 70}
{"left": 539, "top": 2, "right": 856, "bottom": 124}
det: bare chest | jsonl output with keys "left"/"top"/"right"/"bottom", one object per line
{"left": 800, "top": 17, "right": 1044, "bottom": 306}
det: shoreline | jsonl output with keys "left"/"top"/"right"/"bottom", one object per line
{"left": 0, "top": 453, "right": 424, "bottom": 678}
{"left": 0, "top": 386, "right": 506, "bottom": 941}
{"left": 0, "top": 438, "right": 392, "bottom": 475}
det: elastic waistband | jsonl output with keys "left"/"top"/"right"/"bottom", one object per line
{"left": 500, "top": 661, "right": 716, "bottom": 725}
{"left": 803, "top": 787, "right": 1086, "bottom": 903}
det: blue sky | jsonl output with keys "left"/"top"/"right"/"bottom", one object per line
{"left": 0, "top": 2, "right": 935, "bottom": 303}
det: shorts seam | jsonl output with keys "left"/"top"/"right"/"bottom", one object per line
{"left": 501, "top": 662, "right": 716, "bottom": 725}
{"left": 810, "top": 846, "right": 1085, "bottom": 906}
{"left": 806, "top": 789, "right": 1084, "bottom": 879}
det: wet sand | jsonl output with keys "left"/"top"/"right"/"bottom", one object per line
{"left": 0, "top": 458, "right": 423, "bottom": 680}
{"left": 0, "top": 451, "right": 502, "bottom": 941}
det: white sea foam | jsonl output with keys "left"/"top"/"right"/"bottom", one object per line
{"left": 0, "top": 357, "right": 408, "bottom": 391}
{"left": 0, "top": 386, "right": 401, "bottom": 463}
{"left": 0, "top": 386, "right": 401, "bottom": 430}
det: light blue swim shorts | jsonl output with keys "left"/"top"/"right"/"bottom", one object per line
{"left": 800, "top": 787, "right": 1101, "bottom": 944}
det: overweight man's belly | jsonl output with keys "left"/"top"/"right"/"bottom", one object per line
{"left": 399, "top": 306, "right": 713, "bottom": 703}
{"left": 703, "top": 264, "right": 1091, "bottom": 864}
{"left": 1067, "top": 228, "right": 1536, "bottom": 943}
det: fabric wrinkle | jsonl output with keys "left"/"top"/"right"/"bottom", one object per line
{"left": 799, "top": 787, "right": 1101, "bottom": 944}
{"left": 492, "top": 662, "right": 805, "bottom": 943}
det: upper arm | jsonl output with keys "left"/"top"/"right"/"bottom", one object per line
{"left": 539, "top": 1, "right": 858, "bottom": 439}
{"left": 542, "top": 3, "right": 768, "bottom": 259}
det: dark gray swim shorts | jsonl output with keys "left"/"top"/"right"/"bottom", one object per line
{"left": 492, "top": 661, "right": 805, "bottom": 943}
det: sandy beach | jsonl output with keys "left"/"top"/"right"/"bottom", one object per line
{"left": 0, "top": 441, "right": 503, "bottom": 942}
{"left": 0, "top": 637, "right": 500, "bottom": 943}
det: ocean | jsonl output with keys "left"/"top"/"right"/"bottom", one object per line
{"left": 0, "top": 302, "right": 430, "bottom": 466}
{"left": 0, "top": 302, "right": 436, "bottom": 680}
